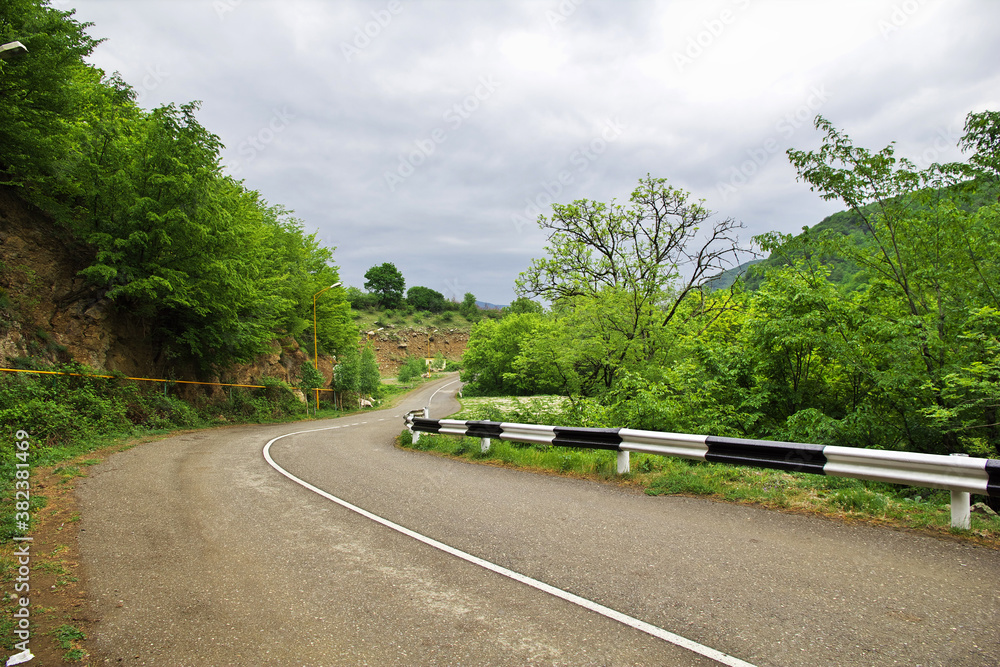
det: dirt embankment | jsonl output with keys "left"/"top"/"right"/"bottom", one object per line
{"left": 362, "top": 326, "right": 468, "bottom": 375}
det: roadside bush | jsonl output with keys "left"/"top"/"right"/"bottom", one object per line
{"left": 344, "top": 286, "right": 379, "bottom": 310}
{"left": 397, "top": 356, "right": 427, "bottom": 383}
{"left": 261, "top": 376, "right": 306, "bottom": 416}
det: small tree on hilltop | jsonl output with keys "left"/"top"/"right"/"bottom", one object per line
{"left": 460, "top": 292, "right": 480, "bottom": 321}
{"left": 407, "top": 285, "right": 447, "bottom": 312}
{"left": 364, "top": 262, "right": 405, "bottom": 308}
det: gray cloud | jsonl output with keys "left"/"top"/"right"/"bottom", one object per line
{"left": 67, "top": 0, "right": 1000, "bottom": 304}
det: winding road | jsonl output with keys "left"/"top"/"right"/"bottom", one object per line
{"left": 76, "top": 375, "right": 1000, "bottom": 666}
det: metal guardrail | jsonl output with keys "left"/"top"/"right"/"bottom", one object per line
{"left": 404, "top": 413, "right": 1000, "bottom": 529}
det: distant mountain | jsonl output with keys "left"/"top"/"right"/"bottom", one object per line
{"left": 476, "top": 300, "right": 507, "bottom": 311}
{"left": 704, "top": 258, "right": 766, "bottom": 291}
{"left": 710, "top": 179, "right": 1000, "bottom": 292}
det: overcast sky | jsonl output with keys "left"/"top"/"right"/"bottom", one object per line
{"left": 62, "top": 0, "right": 1000, "bottom": 305}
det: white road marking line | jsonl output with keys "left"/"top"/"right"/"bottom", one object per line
{"left": 427, "top": 379, "right": 461, "bottom": 412}
{"left": 262, "top": 426, "right": 756, "bottom": 667}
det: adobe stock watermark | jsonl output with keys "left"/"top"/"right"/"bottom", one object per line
{"left": 8, "top": 429, "right": 34, "bottom": 667}
{"left": 214, "top": 0, "right": 244, "bottom": 20}
{"left": 715, "top": 85, "right": 831, "bottom": 202}
{"left": 877, "top": 0, "right": 926, "bottom": 39}
{"left": 546, "top": 0, "right": 586, "bottom": 29}
{"left": 229, "top": 107, "right": 296, "bottom": 175}
{"left": 341, "top": 1, "right": 403, "bottom": 63}
{"left": 442, "top": 278, "right": 465, "bottom": 302}
{"left": 383, "top": 75, "right": 501, "bottom": 192}
{"left": 674, "top": 0, "right": 751, "bottom": 73}
{"left": 912, "top": 121, "right": 964, "bottom": 171}
{"left": 511, "top": 117, "right": 627, "bottom": 233}
{"left": 132, "top": 63, "right": 169, "bottom": 106}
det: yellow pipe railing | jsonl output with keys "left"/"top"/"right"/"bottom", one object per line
{"left": 0, "top": 367, "right": 333, "bottom": 391}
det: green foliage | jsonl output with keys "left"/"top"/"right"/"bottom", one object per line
{"left": 0, "top": 2, "right": 356, "bottom": 372}
{"left": 345, "top": 285, "right": 380, "bottom": 311}
{"left": 259, "top": 376, "right": 303, "bottom": 415}
{"left": 504, "top": 297, "right": 544, "bottom": 315}
{"left": 357, "top": 344, "right": 381, "bottom": 398}
{"left": 407, "top": 285, "right": 447, "bottom": 312}
{"left": 461, "top": 113, "right": 1000, "bottom": 460}
{"left": 459, "top": 292, "right": 480, "bottom": 321}
{"left": 52, "top": 624, "right": 86, "bottom": 649}
{"left": 397, "top": 355, "right": 427, "bottom": 383}
{"left": 299, "top": 362, "right": 324, "bottom": 393}
{"left": 461, "top": 313, "right": 562, "bottom": 395}
{"left": 0, "top": 0, "right": 104, "bottom": 202}
{"left": 332, "top": 346, "right": 359, "bottom": 394}
{"left": 364, "top": 262, "right": 405, "bottom": 308}
{"left": 778, "top": 113, "right": 1000, "bottom": 454}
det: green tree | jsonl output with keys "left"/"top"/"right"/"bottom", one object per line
{"left": 461, "top": 313, "right": 561, "bottom": 395}
{"left": 782, "top": 113, "right": 1000, "bottom": 454}
{"left": 364, "top": 262, "right": 405, "bottom": 308}
{"left": 504, "top": 297, "right": 543, "bottom": 315}
{"left": 357, "top": 344, "right": 381, "bottom": 398}
{"left": 0, "top": 0, "right": 104, "bottom": 211}
{"left": 407, "top": 286, "right": 447, "bottom": 312}
{"left": 517, "top": 175, "right": 744, "bottom": 325}
{"left": 397, "top": 356, "right": 427, "bottom": 383}
{"left": 332, "top": 346, "right": 359, "bottom": 396}
{"left": 345, "top": 286, "right": 378, "bottom": 310}
{"left": 460, "top": 292, "right": 479, "bottom": 321}
{"left": 514, "top": 176, "right": 745, "bottom": 392}
{"left": 299, "top": 362, "right": 325, "bottom": 413}
{"left": 0, "top": 1, "right": 360, "bottom": 377}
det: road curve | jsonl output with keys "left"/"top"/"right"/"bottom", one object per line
{"left": 77, "top": 375, "right": 1000, "bottom": 665}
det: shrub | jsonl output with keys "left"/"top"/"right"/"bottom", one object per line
{"left": 397, "top": 356, "right": 427, "bottom": 383}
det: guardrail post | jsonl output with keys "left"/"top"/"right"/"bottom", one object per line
{"left": 423, "top": 407, "right": 429, "bottom": 418}
{"left": 617, "top": 450, "right": 630, "bottom": 474}
{"left": 951, "top": 489, "right": 971, "bottom": 529}
{"left": 408, "top": 410, "right": 420, "bottom": 445}
{"left": 949, "top": 453, "right": 971, "bottom": 529}
{"left": 481, "top": 437, "right": 491, "bottom": 453}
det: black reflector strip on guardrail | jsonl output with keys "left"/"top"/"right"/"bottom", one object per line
{"left": 465, "top": 421, "right": 504, "bottom": 439}
{"left": 412, "top": 417, "right": 442, "bottom": 433}
{"left": 551, "top": 427, "right": 622, "bottom": 451}
{"left": 704, "top": 436, "right": 827, "bottom": 474}
{"left": 988, "top": 460, "right": 1000, "bottom": 498}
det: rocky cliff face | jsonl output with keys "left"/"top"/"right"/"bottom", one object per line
{"left": 0, "top": 187, "right": 328, "bottom": 390}
{"left": 362, "top": 326, "right": 468, "bottom": 374}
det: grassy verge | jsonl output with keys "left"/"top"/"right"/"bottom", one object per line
{"left": 399, "top": 396, "right": 1000, "bottom": 548}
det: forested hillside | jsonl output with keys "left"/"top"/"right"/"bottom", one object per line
{"left": 720, "top": 179, "right": 1000, "bottom": 291}
{"left": 1, "top": 0, "right": 354, "bottom": 376}
{"left": 462, "top": 114, "right": 1000, "bottom": 459}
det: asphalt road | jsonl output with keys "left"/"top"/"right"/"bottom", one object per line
{"left": 77, "top": 375, "right": 1000, "bottom": 666}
